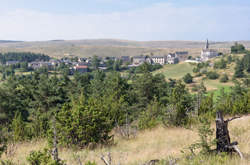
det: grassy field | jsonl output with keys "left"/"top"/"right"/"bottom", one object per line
{"left": 153, "top": 62, "right": 195, "bottom": 80}
{"left": 2, "top": 115, "right": 250, "bottom": 165}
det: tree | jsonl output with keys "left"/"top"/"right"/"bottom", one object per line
{"left": 231, "top": 42, "right": 246, "bottom": 54}
{"left": 11, "top": 112, "right": 26, "bottom": 142}
{"left": 214, "top": 58, "right": 227, "bottom": 69}
{"left": 242, "top": 53, "right": 250, "bottom": 72}
{"left": 183, "top": 73, "right": 193, "bottom": 84}
{"left": 91, "top": 56, "right": 100, "bottom": 70}
{"left": 55, "top": 96, "right": 113, "bottom": 148}
{"left": 113, "top": 59, "right": 122, "bottom": 71}
{"left": 227, "top": 55, "right": 233, "bottom": 64}
{"left": 206, "top": 71, "right": 219, "bottom": 80}
{"left": 220, "top": 74, "right": 229, "bottom": 83}
{"left": 234, "top": 59, "right": 245, "bottom": 78}
{"left": 170, "top": 81, "right": 193, "bottom": 125}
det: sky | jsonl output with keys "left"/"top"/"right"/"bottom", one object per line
{"left": 0, "top": 0, "right": 250, "bottom": 41}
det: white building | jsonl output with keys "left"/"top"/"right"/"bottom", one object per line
{"left": 167, "top": 53, "right": 179, "bottom": 64}
{"left": 201, "top": 39, "right": 218, "bottom": 61}
{"left": 151, "top": 56, "right": 166, "bottom": 65}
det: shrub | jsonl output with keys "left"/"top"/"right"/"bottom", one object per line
{"left": 26, "top": 148, "right": 64, "bottom": 165}
{"left": 206, "top": 71, "right": 219, "bottom": 80}
{"left": 0, "top": 129, "right": 7, "bottom": 158}
{"left": 188, "top": 117, "right": 215, "bottom": 155}
{"left": 138, "top": 100, "right": 162, "bottom": 130}
{"left": 11, "top": 112, "right": 26, "bottom": 142}
{"left": 220, "top": 74, "right": 229, "bottom": 83}
{"left": 54, "top": 97, "right": 113, "bottom": 148}
{"left": 183, "top": 73, "right": 193, "bottom": 84}
{"left": 85, "top": 161, "right": 97, "bottom": 165}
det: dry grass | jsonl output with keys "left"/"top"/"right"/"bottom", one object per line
{"left": 2, "top": 115, "right": 250, "bottom": 165}
{"left": 0, "top": 39, "right": 242, "bottom": 58}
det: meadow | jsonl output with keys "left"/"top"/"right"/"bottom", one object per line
{"left": 3, "top": 115, "right": 250, "bottom": 165}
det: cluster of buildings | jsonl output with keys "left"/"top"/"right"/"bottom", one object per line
{"left": 131, "top": 52, "right": 182, "bottom": 66}
{"left": 4, "top": 39, "right": 219, "bottom": 73}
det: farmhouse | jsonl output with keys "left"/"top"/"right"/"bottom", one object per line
{"left": 167, "top": 53, "right": 179, "bottom": 64}
{"left": 201, "top": 39, "right": 218, "bottom": 61}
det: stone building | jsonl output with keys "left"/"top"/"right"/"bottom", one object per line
{"left": 201, "top": 39, "right": 218, "bottom": 61}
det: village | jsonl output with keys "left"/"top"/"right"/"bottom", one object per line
{"left": 2, "top": 40, "right": 220, "bottom": 75}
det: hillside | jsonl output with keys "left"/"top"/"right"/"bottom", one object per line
{"left": 0, "top": 39, "right": 250, "bottom": 58}
{"left": 3, "top": 115, "right": 250, "bottom": 165}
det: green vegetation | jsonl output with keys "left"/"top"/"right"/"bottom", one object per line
{"left": 27, "top": 148, "right": 64, "bottom": 165}
{"left": 183, "top": 73, "right": 193, "bottom": 84}
{"left": 0, "top": 52, "right": 50, "bottom": 64}
{"left": 154, "top": 62, "right": 195, "bottom": 79}
{"left": 220, "top": 74, "right": 229, "bottom": 83}
{"left": 206, "top": 71, "right": 219, "bottom": 80}
{"left": 231, "top": 42, "right": 246, "bottom": 54}
{"left": 0, "top": 50, "right": 249, "bottom": 164}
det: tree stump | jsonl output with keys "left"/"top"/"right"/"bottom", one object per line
{"left": 215, "top": 111, "right": 243, "bottom": 159}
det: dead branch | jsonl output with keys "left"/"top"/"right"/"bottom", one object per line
{"left": 101, "top": 154, "right": 111, "bottom": 165}
{"left": 226, "top": 116, "right": 241, "bottom": 122}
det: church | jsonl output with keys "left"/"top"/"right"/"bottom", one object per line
{"left": 200, "top": 39, "right": 218, "bottom": 61}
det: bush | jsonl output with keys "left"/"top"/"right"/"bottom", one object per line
{"left": 0, "top": 129, "right": 7, "bottom": 158}
{"left": 206, "top": 71, "right": 219, "bottom": 80}
{"left": 85, "top": 161, "right": 97, "bottom": 165}
{"left": 220, "top": 74, "right": 229, "bottom": 83}
{"left": 188, "top": 117, "right": 215, "bottom": 155}
{"left": 54, "top": 97, "right": 113, "bottom": 148}
{"left": 11, "top": 112, "right": 26, "bottom": 142}
{"left": 183, "top": 73, "right": 193, "bottom": 84}
{"left": 138, "top": 100, "right": 162, "bottom": 130}
{"left": 26, "top": 148, "right": 64, "bottom": 165}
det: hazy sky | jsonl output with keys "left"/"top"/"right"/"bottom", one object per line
{"left": 1, "top": 0, "right": 250, "bottom": 41}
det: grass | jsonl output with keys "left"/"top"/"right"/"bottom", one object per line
{"left": 2, "top": 115, "right": 250, "bottom": 165}
{"left": 153, "top": 62, "right": 195, "bottom": 80}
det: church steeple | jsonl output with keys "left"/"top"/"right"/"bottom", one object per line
{"left": 205, "top": 39, "right": 209, "bottom": 49}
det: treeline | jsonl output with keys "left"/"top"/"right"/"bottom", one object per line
{"left": 0, "top": 63, "right": 249, "bottom": 150}
{"left": 0, "top": 52, "right": 50, "bottom": 64}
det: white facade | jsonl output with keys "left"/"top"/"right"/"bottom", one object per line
{"left": 151, "top": 56, "right": 166, "bottom": 65}
{"left": 201, "top": 39, "right": 218, "bottom": 61}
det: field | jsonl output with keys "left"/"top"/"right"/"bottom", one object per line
{"left": 153, "top": 62, "right": 195, "bottom": 80}
{"left": 3, "top": 115, "right": 250, "bottom": 165}
{"left": 1, "top": 39, "right": 249, "bottom": 58}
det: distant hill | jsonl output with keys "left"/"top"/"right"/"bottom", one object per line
{"left": 0, "top": 39, "right": 249, "bottom": 58}
{"left": 0, "top": 40, "right": 23, "bottom": 43}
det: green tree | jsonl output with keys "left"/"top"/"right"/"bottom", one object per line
{"left": 183, "top": 73, "right": 193, "bottom": 84}
{"left": 206, "top": 71, "right": 219, "bottom": 80}
{"left": 242, "top": 53, "right": 250, "bottom": 72}
{"left": 234, "top": 59, "right": 245, "bottom": 78}
{"left": 55, "top": 96, "right": 113, "bottom": 148}
{"left": 231, "top": 42, "right": 246, "bottom": 54}
{"left": 91, "top": 56, "right": 100, "bottom": 70}
{"left": 11, "top": 112, "right": 26, "bottom": 142}
{"left": 170, "top": 81, "right": 193, "bottom": 125}
{"left": 220, "top": 74, "right": 229, "bottom": 83}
